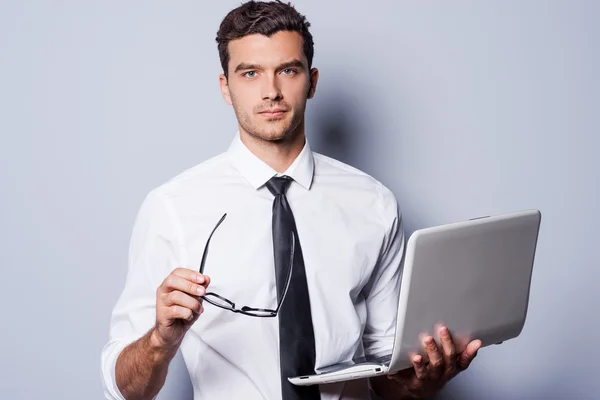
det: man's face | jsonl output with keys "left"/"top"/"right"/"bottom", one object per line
{"left": 220, "top": 31, "right": 318, "bottom": 142}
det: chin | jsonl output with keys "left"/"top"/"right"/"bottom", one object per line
{"left": 250, "top": 122, "right": 295, "bottom": 142}
{"left": 241, "top": 112, "right": 303, "bottom": 143}
{"left": 254, "top": 130, "right": 289, "bottom": 142}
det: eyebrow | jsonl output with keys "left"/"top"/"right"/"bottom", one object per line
{"left": 233, "top": 59, "right": 305, "bottom": 74}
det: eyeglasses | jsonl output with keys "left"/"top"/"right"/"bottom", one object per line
{"left": 198, "top": 213, "right": 295, "bottom": 317}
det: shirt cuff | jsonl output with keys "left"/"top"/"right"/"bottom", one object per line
{"left": 101, "top": 339, "right": 133, "bottom": 400}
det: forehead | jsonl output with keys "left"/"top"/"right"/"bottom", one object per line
{"left": 227, "top": 31, "right": 306, "bottom": 69}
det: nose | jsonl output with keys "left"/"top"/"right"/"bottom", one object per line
{"left": 261, "top": 75, "right": 282, "bottom": 101}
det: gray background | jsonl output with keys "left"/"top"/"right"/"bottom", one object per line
{"left": 1, "top": 0, "right": 598, "bottom": 399}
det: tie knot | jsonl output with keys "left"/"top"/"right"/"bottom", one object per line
{"left": 266, "top": 175, "right": 293, "bottom": 196}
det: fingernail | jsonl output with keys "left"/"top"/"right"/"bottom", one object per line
{"left": 441, "top": 326, "right": 448, "bottom": 334}
{"left": 413, "top": 355, "right": 421, "bottom": 363}
{"left": 426, "top": 336, "right": 434, "bottom": 345}
{"left": 197, "top": 286, "right": 205, "bottom": 295}
{"left": 196, "top": 274, "right": 205, "bottom": 283}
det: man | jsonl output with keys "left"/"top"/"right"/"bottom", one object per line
{"left": 101, "top": 1, "right": 482, "bottom": 399}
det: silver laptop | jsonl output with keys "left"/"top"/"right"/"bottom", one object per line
{"left": 289, "top": 209, "right": 542, "bottom": 385}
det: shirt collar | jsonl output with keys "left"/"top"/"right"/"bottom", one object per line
{"left": 227, "top": 132, "right": 314, "bottom": 191}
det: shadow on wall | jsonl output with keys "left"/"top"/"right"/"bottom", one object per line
{"left": 306, "top": 79, "right": 380, "bottom": 177}
{"left": 308, "top": 100, "right": 359, "bottom": 167}
{"left": 307, "top": 79, "right": 419, "bottom": 238}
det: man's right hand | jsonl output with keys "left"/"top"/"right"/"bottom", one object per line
{"left": 152, "top": 268, "right": 210, "bottom": 351}
{"left": 115, "top": 268, "right": 210, "bottom": 399}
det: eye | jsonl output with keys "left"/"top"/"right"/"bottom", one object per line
{"left": 243, "top": 71, "right": 257, "bottom": 78}
{"left": 281, "top": 68, "right": 297, "bottom": 75}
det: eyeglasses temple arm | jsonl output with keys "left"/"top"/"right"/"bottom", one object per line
{"left": 274, "top": 231, "right": 295, "bottom": 313}
{"left": 199, "top": 213, "right": 227, "bottom": 274}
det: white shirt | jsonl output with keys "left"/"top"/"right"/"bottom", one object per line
{"left": 101, "top": 133, "right": 405, "bottom": 400}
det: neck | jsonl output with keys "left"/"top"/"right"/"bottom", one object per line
{"left": 239, "top": 121, "right": 306, "bottom": 174}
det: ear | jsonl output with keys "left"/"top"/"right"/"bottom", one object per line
{"left": 219, "top": 74, "right": 232, "bottom": 105}
{"left": 307, "top": 67, "right": 319, "bottom": 99}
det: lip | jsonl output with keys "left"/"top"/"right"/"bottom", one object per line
{"left": 259, "top": 109, "right": 288, "bottom": 117}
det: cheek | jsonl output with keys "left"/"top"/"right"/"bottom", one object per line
{"left": 286, "top": 80, "right": 311, "bottom": 102}
{"left": 230, "top": 89, "right": 254, "bottom": 114}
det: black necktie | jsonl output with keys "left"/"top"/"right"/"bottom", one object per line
{"left": 266, "top": 176, "right": 321, "bottom": 400}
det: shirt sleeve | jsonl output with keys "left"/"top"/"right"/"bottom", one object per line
{"left": 100, "top": 190, "right": 183, "bottom": 400}
{"left": 361, "top": 184, "right": 406, "bottom": 358}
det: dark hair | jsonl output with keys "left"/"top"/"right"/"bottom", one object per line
{"left": 216, "top": 0, "right": 314, "bottom": 79}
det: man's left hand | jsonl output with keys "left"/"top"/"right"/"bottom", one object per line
{"left": 384, "top": 326, "right": 482, "bottom": 399}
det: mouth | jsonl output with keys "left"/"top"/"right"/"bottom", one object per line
{"left": 259, "top": 109, "right": 288, "bottom": 118}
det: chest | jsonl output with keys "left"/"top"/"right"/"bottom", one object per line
{"left": 179, "top": 187, "right": 387, "bottom": 370}
{"left": 183, "top": 191, "right": 384, "bottom": 305}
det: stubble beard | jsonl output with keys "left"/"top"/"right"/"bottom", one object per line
{"left": 231, "top": 96, "right": 306, "bottom": 144}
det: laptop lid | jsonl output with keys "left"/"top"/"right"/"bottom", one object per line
{"left": 387, "top": 209, "right": 541, "bottom": 373}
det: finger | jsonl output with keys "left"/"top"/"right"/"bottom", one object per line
{"left": 424, "top": 336, "right": 444, "bottom": 379}
{"left": 457, "top": 339, "right": 482, "bottom": 370}
{"left": 161, "top": 274, "right": 206, "bottom": 297}
{"left": 163, "top": 290, "right": 203, "bottom": 315}
{"left": 439, "top": 326, "right": 457, "bottom": 375}
{"left": 168, "top": 305, "right": 195, "bottom": 321}
{"left": 386, "top": 365, "right": 412, "bottom": 381}
{"left": 203, "top": 274, "right": 211, "bottom": 288}
{"left": 412, "top": 354, "right": 428, "bottom": 380}
{"left": 171, "top": 267, "right": 207, "bottom": 285}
